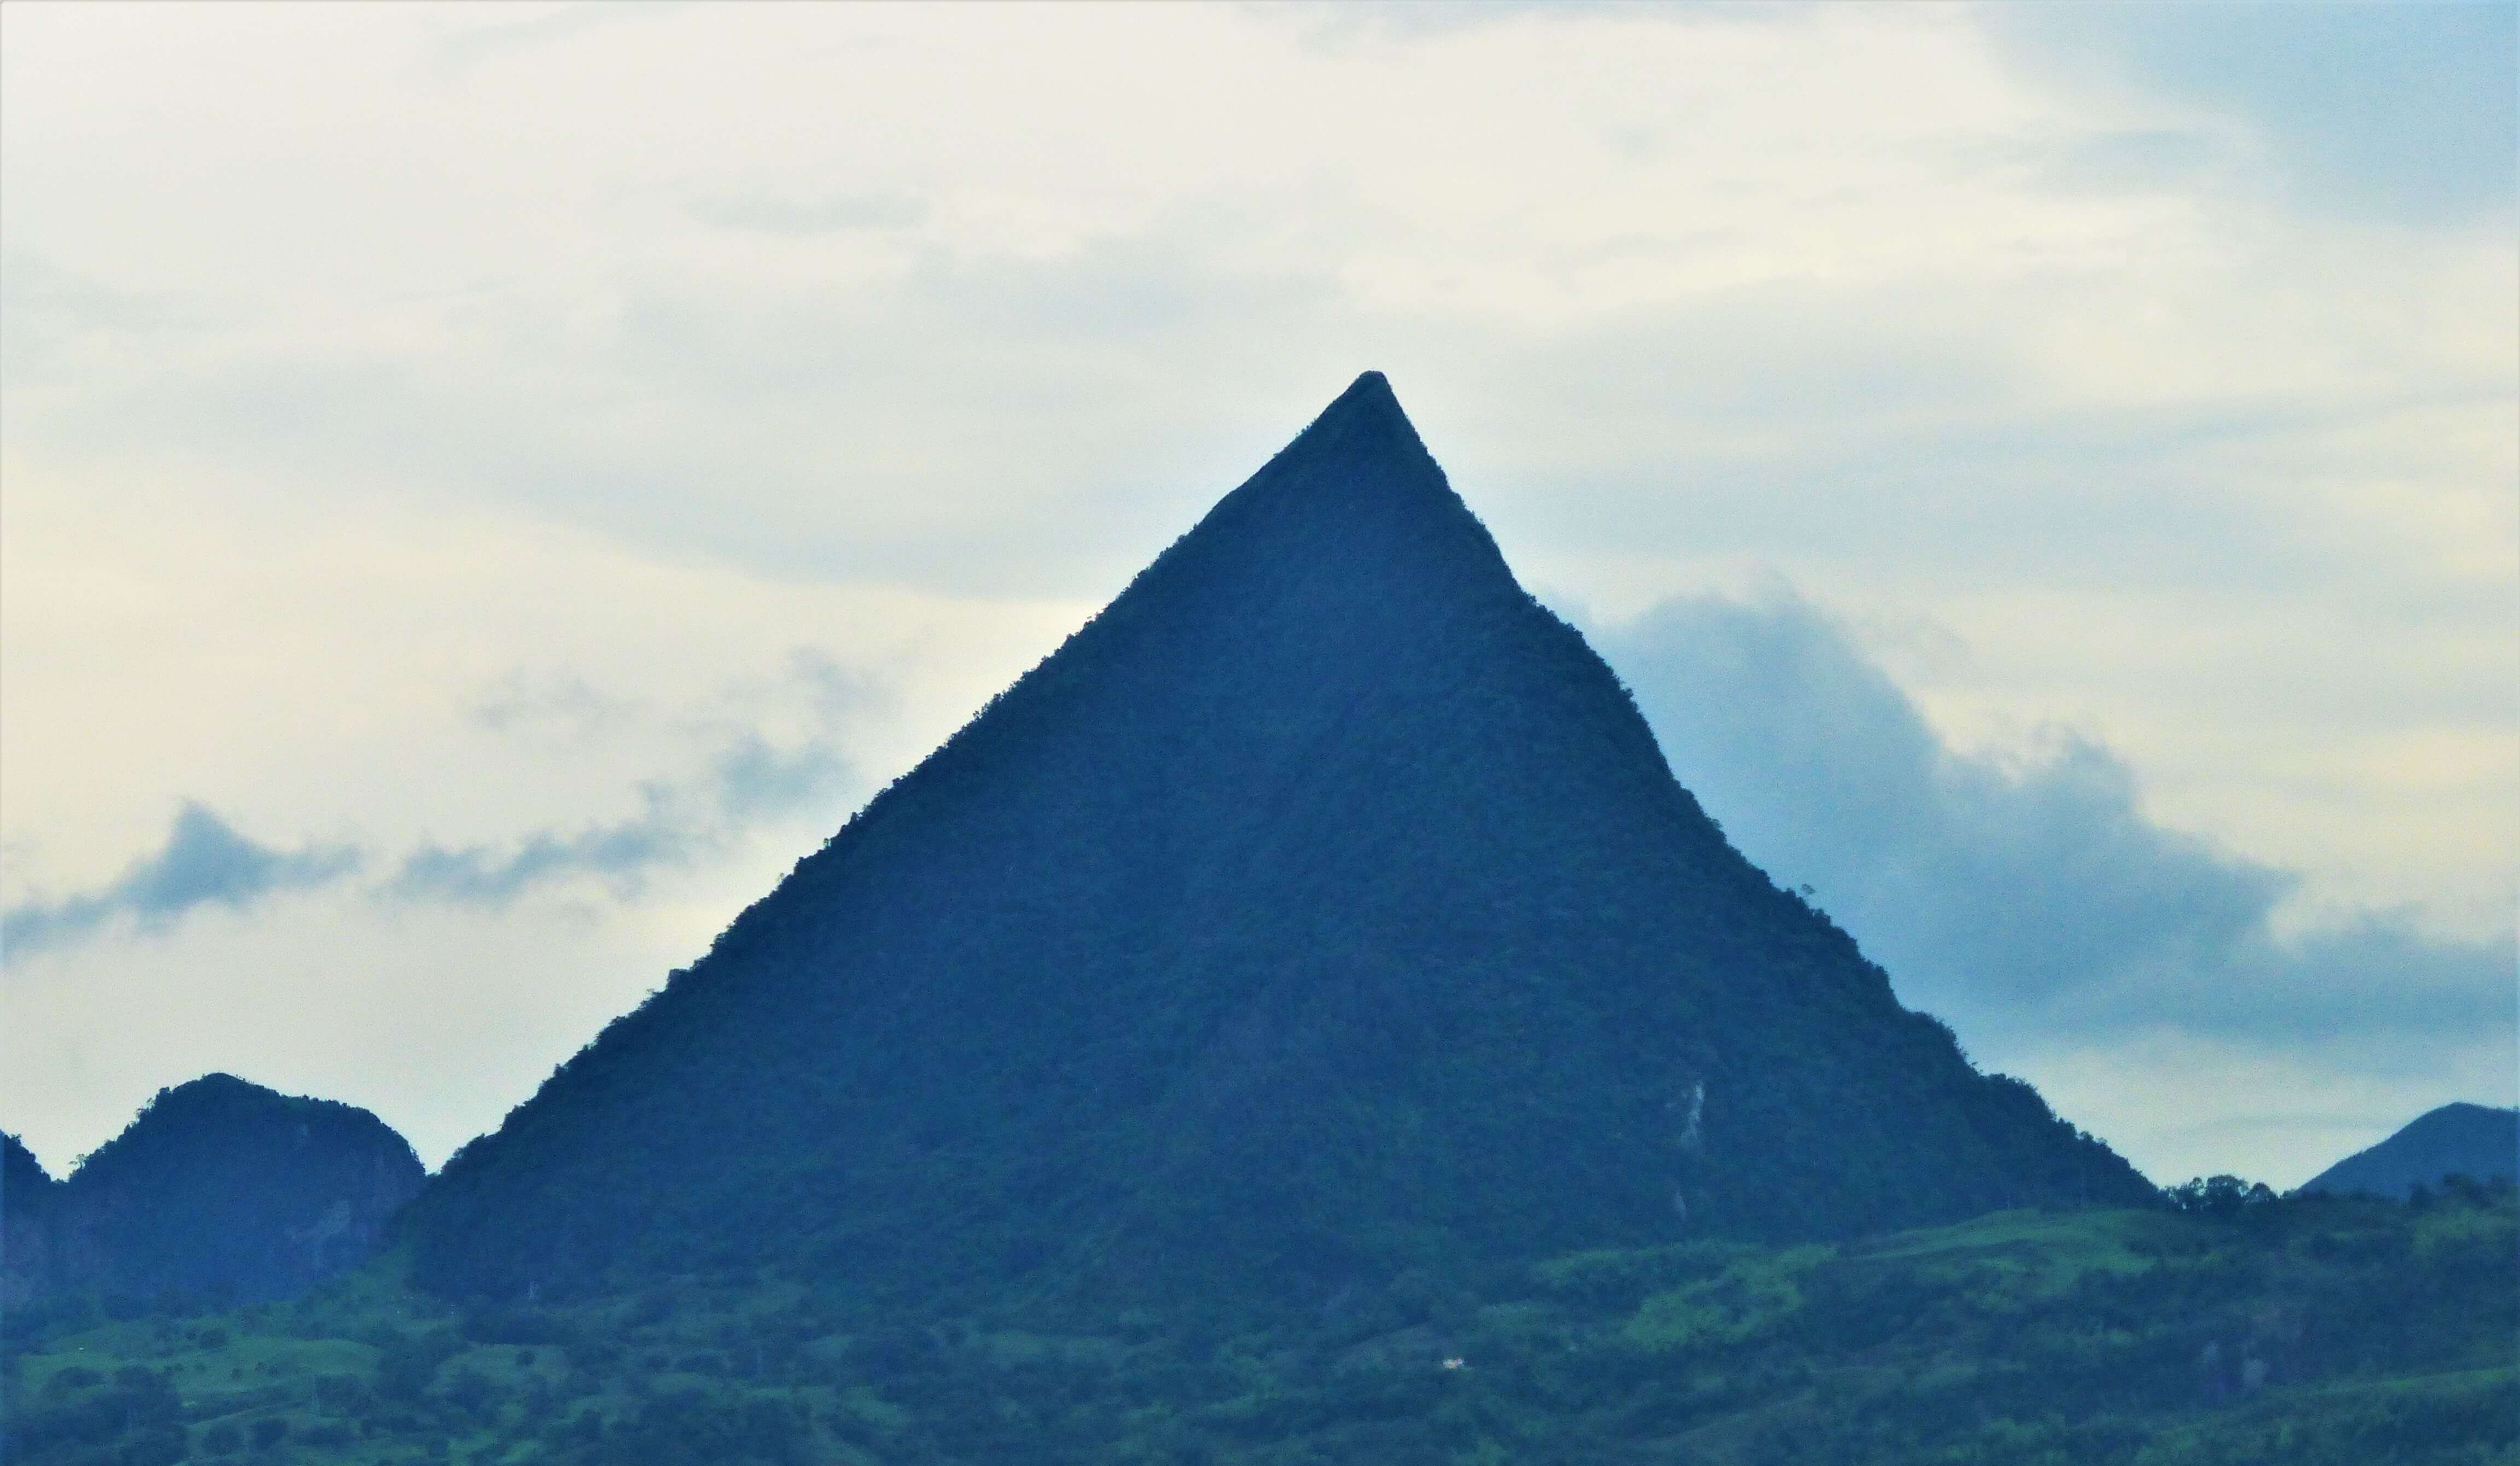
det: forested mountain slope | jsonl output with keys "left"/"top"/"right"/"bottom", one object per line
{"left": 401, "top": 373, "right": 2152, "bottom": 1310}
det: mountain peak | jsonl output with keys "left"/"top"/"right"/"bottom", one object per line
{"left": 1224, "top": 371, "right": 1444, "bottom": 518}
{"left": 1141, "top": 371, "right": 1495, "bottom": 619}
{"left": 1297, "top": 369, "right": 1413, "bottom": 445}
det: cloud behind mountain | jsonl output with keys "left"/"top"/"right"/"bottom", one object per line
{"left": 1592, "top": 590, "right": 2515, "bottom": 1067}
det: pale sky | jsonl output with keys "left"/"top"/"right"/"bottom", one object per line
{"left": 3, "top": 1, "right": 2513, "bottom": 1190}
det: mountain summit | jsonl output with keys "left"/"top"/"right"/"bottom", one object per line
{"left": 403, "top": 374, "right": 2153, "bottom": 1308}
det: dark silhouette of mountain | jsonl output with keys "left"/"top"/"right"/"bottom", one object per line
{"left": 2, "top": 1132, "right": 63, "bottom": 1307}
{"left": 402, "top": 373, "right": 2155, "bottom": 1309}
{"left": 5, "top": 1075, "right": 423, "bottom": 1305}
{"left": 2296, "top": 1102, "right": 2517, "bottom": 1200}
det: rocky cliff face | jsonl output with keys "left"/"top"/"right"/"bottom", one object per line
{"left": 2, "top": 1076, "right": 425, "bottom": 1306}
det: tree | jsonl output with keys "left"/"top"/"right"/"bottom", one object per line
{"left": 2167, "top": 1175, "right": 2273, "bottom": 1218}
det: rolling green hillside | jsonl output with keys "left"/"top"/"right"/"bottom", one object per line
{"left": 8, "top": 1185, "right": 2511, "bottom": 1464}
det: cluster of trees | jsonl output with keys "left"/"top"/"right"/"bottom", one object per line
{"left": 6, "top": 1182, "right": 2510, "bottom": 1464}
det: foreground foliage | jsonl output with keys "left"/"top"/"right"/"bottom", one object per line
{"left": 7, "top": 1185, "right": 2512, "bottom": 1464}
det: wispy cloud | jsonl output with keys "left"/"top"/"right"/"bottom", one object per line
{"left": 389, "top": 727, "right": 857, "bottom": 907}
{"left": 10, "top": 653, "right": 876, "bottom": 946}
{"left": 0, "top": 252, "right": 226, "bottom": 386}
{"left": 424, "top": 1, "right": 694, "bottom": 82}
{"left": 395, "top": 653, "right": 870, "bottom": 908}
{"left": 710, "top": 732, "right": 851, "bottom": 825}
{"left": 2, "top": 805, "right": 360, "bottom": 959}
{"left": 388, "top": 784, "right": 689, "bottom": 906}
{"left": 467, "top": 670, "right": 638, "bottom": 740}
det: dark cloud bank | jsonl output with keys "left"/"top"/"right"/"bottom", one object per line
{"left": 1588, "top": 591, "right": 2513, "bottom": 1068}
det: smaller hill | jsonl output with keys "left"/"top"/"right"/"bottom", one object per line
{"left": 2295, "top": 1102, "right": 2517, "bottom": 1200}
{"left": 22, "top": 1075, "right": 424, "bottom": 1305}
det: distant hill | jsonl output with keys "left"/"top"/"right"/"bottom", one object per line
{"left": 400, "top": 372, "right": 2155, "bottom": 1312}
{"left": 2, "top": 1075, "right": 423, "bottom": 1306}
{"left": 2296, "top": 1102, "right": 2517, "bottom": 1200}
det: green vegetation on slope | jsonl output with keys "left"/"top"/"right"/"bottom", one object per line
{"left": 8, "top": 1185, "right": 2511, "bottom": 1464}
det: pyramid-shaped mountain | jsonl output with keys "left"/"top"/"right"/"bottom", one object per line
{"left": 404, "top": 374, "right": 2154, "bottom": 1307}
